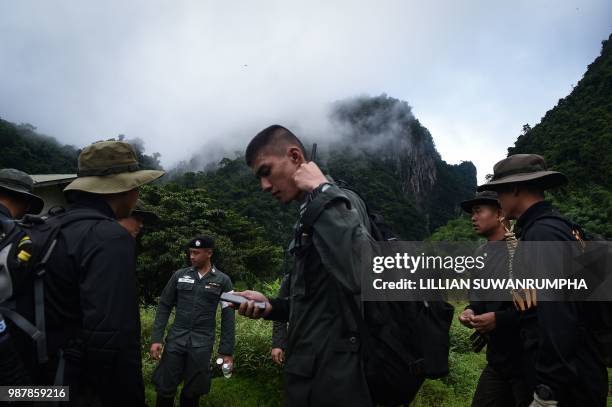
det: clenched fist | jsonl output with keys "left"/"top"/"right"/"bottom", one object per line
{"left": 293, "top": 162, "right": 327, "bottom": 193}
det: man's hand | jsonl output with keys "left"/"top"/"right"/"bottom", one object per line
{"left": 293, "top": 162, "right": 328, "bottom": 193}
{"left": 458, "top": 309, "right": 475, "bottom": 328}
{"left": 232, "top": 290, "right": 272, "bottom": 319}
{"left": 471, "top": 312, "right": 496, "bottom": 334}
{"left": 271, "top": 348, "right": 285, "bottom": 366}
{"left": 150, "top": 343, "right": 163, "bottom": 360}
{"left": 219, "top": 354, "right": 233, "bottom": 366}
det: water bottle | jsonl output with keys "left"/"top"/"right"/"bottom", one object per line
{"left": 222, "top": 362, "right": 233, "bottom": 379}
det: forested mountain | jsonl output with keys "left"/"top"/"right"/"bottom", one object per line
{"left": 0, "top": 119, "right": 163, "bottom": 172}
{"left": 172, "top": 95, "right": 476, "bottom": 244}
{"left": 431, "top": 34, "right": 612, "bottom": 239}
{"left": 509, "top": 34, "right": 612, "bottom": 238}
{"left": 0, "top": 120, "right": 78, "bottom": 173}
{"left": 325, "top": 95, "right": 476, "bottom": 238}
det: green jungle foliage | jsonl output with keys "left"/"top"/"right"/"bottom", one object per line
{"left": 325, "top": 94, "right": 476, "bottom": 238}
{"left": 509, "top": 34, "right": 612, "bottom": 238}
{"left": 3, "top": 37, "right": 612, "bottom": 405}
{"left": 427, "top": 216, "right": 481, "bottom": 242}
{"left": 171, "top": 158, "right": 298, "bottom": 249}
{"left": 0, "top": 120, "right": 78, "bottom": 173}
{"left": 170, "top": 94, "right": 477, "bottom": 244}
{"left": 136, "top": 184, "right": 284, "bottom": 304}
{"left": 139, "top": 302, "right": 488, "bottom": 407}
{"left": 0, "top": 120, "right": 162, "bottom": 173}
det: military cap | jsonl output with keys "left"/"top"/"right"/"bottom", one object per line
{"left": 477, "top": 154, "right": 567, "bottom": 192}
{"left": 0, "top": 168, "right": 44, "bottom": 214}
{"left": 64, "top": 140, "right": 165, "bottom": 194}
{"left": 131, "top": 199, "right": 159, "bottom": 223}
{"left": 460, "top": 190, "right": 500, "bottom": 214}
{"left": 188, "top": 236, "right": 214, "bottom": 249}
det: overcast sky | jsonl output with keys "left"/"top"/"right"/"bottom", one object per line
{"left": 1, "top": 1, "right": 610, "bottom": 183}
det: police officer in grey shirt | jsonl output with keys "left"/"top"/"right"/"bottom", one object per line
{"left": 150, "top": 236, "right": 235, "bottom": 407}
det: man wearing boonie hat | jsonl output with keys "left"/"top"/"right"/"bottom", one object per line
{"left": 118, "top": 199, "right": 160, "bottom": 239}
{"left": 0, "top": 168, "right": 44, "bottom": 220}
{"left": 478, "top": 154, "right": 607, "bottom": 406}
{"left": 28, "top": 140, "right": 164, "bottom": 406}
{"left": 150, "top": 235, "right": 235, "bottom": 407}
{"left": 458, "top": 190, "right": 530, "bottom": 407}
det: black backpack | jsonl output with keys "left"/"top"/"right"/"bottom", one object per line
{"left": 0, "top": 209, "right": 112, "bottom": 381}
{"left": 522, "top": 212, "right": 612, "bottom": 368}
{"left": 299, "top": 183, "right": 454, "bottom": 406}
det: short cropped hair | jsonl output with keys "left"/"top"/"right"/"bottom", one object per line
{"left": 496, "top": 182, "right": 546, "bottom": 198}
{"left": 245, "top": 125, "right": 307, "bottom": 167}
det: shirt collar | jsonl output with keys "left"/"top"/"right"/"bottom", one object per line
{"left": 516, "top": 201, "right": 553, "bottom": 233}
{"left": 69, "top": 195, "right": 117, "bottom": 218}
{"left": 195, "top": 265, "right": 216, "bottom": 278}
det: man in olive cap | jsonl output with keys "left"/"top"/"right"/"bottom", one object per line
{"left": 26, "top": 140, "right": 164, "bottom": 406}
{"left": 0, "top": 168, "right": 44, "bottom": 220}
{"left": 150, "top": 235, "right": 235, "bottom": 407}
{"left": 478, "top": 154, "right": 608, "bottom": 406}
{"left": 118, "top": 199, "right": 160, "bottom": 238}
{"left": 458, "top": 191, "right": 530, "bottom": 407}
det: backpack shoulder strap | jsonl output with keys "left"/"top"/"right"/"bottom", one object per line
{"left": 299, "top": 188, "right": 351, "bottom": 231}
{"left": 25, "top": 208, "right": 112, "bottom": 364}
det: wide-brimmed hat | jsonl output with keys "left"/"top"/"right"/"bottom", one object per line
{"left": 132, "top": 199, "right": 160, "bottom": 223}
{"left": 0, "top": 168, "right": 44, "bottom": 214}
{"left": 64, "top": 140, "right": 164, "bottom": 194}
{"left": 477, "top": 154, "right": 567, "bottom": 192}
{"left": 460, "top": 190, "right": 500, "bottom": 214}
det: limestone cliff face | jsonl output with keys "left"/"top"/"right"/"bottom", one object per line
{"left": 331, "top": 94, "right": 442, "bottom": 206}
{"left": 386, "top": 123, "right": 438, "bottom": 204}
{"left": 327, "top": 94, "right": 476, "bottom": 236}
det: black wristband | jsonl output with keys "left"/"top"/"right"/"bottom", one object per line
{"left": 308, "top": 182, "right": 333, "bottom": 202}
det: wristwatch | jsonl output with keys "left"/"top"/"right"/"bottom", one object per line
{"left": 535, "top": 384, "right": 554, "bottom": 401}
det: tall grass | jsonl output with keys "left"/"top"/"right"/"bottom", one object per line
{"left": 140, "top": 303, "right": 611, "bottom": 406}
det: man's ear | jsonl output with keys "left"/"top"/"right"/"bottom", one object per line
{"left": 288, "top": 147, "right": 305, "bottom": 164}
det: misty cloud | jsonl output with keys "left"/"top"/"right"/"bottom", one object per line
{"left": 0, "top": 0, "right": 610, "bottom": 182}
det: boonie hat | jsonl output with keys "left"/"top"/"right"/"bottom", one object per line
{"left": 64, "top": 140, "right": 164, "bottom": 194}
{"left": 460, "top": 190, "right": 500, "bottom": 214}
{"left": 132, "top": 199, "right": 160, "bottom": 223}
{"left": 477, "top": 154, "right": 567, "bottom": 192}
{"left": 0, "top": 168, "right": 44, "bottom": 214}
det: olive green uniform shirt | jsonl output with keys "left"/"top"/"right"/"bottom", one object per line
{"left": 151, "top": 266, "right": 235, "bottom": 355}
{"left": 268, "top": 180, "right": 374, "bottom": 406}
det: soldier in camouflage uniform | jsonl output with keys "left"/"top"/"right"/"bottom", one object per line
{"left": 150, "top": 236, "right": 235, "bottom": 407}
